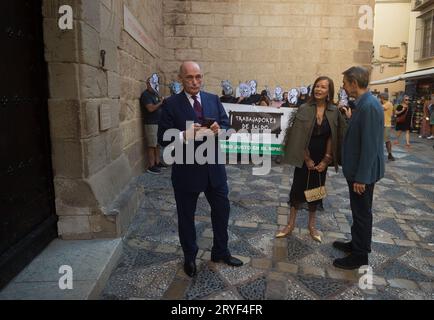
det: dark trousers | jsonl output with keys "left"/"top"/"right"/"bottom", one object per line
{"left": 174, "top": 183, "right": 230, "bottom": 262}
{"left": 347, "top": 180, "right": 375, "bottom": 255}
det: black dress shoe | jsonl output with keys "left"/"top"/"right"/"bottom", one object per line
{"left": 183, "top": 261, "right": 197, "bottom": 277}
{"left": 211, "top": 255, "right": 243, "bottom": 267}
{"left": 332, "top": 240, "right": 352, "bottom": 253}
{"left": 333, "top": 253, "right": 368, "bottom": 270}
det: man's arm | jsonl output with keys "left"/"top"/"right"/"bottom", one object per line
{"left": 354, "top": 103, "right": 379, "bottom": 184}
{"left": 145, "top": 99, "right": 164, "bottom": 113}
{"left": 158, "top": 99, "right": 203, "bottom": 145}
{"left": 140, "top": 92, "right": 164, "bottom": 113}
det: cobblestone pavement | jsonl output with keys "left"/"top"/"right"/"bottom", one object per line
{"left": 101, "top": 135, "right": 434, "bottom": 300}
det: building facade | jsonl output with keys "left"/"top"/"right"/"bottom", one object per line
{"left": 406, "top": 0, "right": 434, "bottom": 97}
{"left": 370, "top": 0, "right": 434, "bottom": 99}
{"left": 370, "top": 0, "right": 410, "bottom": 99}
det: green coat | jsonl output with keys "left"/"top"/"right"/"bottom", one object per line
{"left": 282, "top": 102, "right": 347, "bottom": 172}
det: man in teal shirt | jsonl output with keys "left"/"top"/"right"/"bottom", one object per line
{"left": 333, "top": 66, "right": 385, "bottom": 270}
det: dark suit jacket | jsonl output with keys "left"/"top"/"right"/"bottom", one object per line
{"left": 342, "top": 91, "right": 385, "bottom": 184}
{"left": 157, "top": 91, "right": 230, "bottom": 192}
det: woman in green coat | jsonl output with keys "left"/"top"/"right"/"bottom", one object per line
{"left": 276, "top": 76, "right": 347, "bottom": 242}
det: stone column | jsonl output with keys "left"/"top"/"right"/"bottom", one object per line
{"left": 42, "top": 0, "right": 162, "bottom": 239}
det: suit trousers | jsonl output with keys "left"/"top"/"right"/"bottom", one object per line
{"left": 347, "top": 180, "right": 375, "bottom": 255}
{"left": 174, "top": 182, "right": 230, "bottom": 262}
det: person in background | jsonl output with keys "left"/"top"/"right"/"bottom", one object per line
{"left": 169, "top": 81, "right": 182, "bottom": 96}
{"left": 220, "top": 80, "right": 238, "bottom": 103}
{"left": 419, "top": 96, "right": 431, "bottom": 138}
{"left": 257, "top": 89, "right": 271, "bottom": 106}
{"left": 394, "top": 95, "right": 412, "bottom": 147}
{"left": 380, "top": 93, "right": 395, "bottom": 161}
{"left": 236, "top": 83, "right": 254, "bottom": 105}
{"left": 428, "top": 97, "right": 434, "bottom": 140}
{"left": 297, "top": 87, "right": 309, "bottom": 107}
{"left": 140, "top": 75, "right": 166, "bottom": 174}
{"left": 287, "top": 88, "right": 299, "bottom": 107}
{"left": 280, "top": 92, "right": 290, "bottom": 108}
{"left": 248, "top": 80, "right": 261, "bottom": 105}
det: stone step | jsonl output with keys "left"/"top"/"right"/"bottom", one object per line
{"left": 0, "top": 238, "right": 122, "bottom": 300}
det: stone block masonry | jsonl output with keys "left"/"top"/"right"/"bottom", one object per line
{"left": 161, "top": 0, "right": 375, "bottom": 95}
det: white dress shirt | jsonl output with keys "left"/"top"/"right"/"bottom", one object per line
{"left": 185, "top": 91, "right": 202, "bottom": 109}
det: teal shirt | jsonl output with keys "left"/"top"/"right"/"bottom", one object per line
{"left": 342, "top": 91, "right": 385, "bottom": 184}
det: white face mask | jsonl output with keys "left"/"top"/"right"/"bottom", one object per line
{"left": 150, "top": 73, "right": 160, "bottom": 94}
{"left": 338, "top": 88, "right": 348, "bottom": 106}
{"left": 221, "top": 80, "right": 233, "bottom": 95}
{"left": 169, "top": 81, "right": 182, "bottom": 95}
{"left": 289, "top": 88, "right": 299, "bottom": 105}
{"left": 274, "top": 87, "right": 283, "bottom": 101}
{"left": 248, "top": 80, "right": 257, "bottom": 95}
{"left": 239, "top": 83, "right": 251, "bottom": 98}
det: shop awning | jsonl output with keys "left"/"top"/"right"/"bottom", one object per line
{"left": 370, "top": 75, "right": 402, "bottom": 85}
{"left": 401, "top": 67, "right": 434, "bottom": 80}
{"left": 370, "top": 67, "right": 434, "bottom": 85}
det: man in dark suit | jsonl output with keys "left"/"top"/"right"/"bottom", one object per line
{"left": 157, "top": 61, "right": 243, "bottom": 277}
{"left": 333, "top": 66, "right": 385, "bottom": 270}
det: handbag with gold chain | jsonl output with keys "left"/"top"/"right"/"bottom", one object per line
{"left": 304, "top": 170, "right": 327, "bottom": 202}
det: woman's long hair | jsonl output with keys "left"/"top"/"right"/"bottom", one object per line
{"left": 308, "top": 76, "right": 335, "bottom": 105}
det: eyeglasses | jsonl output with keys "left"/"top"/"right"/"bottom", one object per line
{"left": 184, "top": 75, "right": 203, "bottom": 82}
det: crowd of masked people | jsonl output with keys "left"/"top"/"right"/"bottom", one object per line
{"left": 219, "top": 80, "right": 311, "bottom": 108}
{"left": 219, "top": 80, "right": 434, "bottom": 150}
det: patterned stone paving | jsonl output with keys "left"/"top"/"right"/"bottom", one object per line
{"left": 379, "top": 260, "right": 432, "bottom": 282}
{"left": 101, "top": 133, "right": 434, "bottom": 300}
{"left": 184, "top": 263, "right": 227, "bottom": 300}
{"left": 286, "top": 237, "right": 314, "bottom": 262}
{"left": 375, "top": 218, "right": 407, "bottom": 240}
{"left": 237, "top": 277, "right": 267, "bottom": 300}
{"left": 296, "top": 275, "right": 348, "bottom": 299}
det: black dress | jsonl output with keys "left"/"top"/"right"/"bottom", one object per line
{"left": 289, "top": 117, "right": 331, "bottom": 211}
{"left": 395, "top": 105, "right": 412, "bottom": 131}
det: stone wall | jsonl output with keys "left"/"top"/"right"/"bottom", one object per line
{"left": 162, "top": 0, "right": 375, "bottom": 96}
{"left": 43, "top": 0, "right": 163, "bottom": 239}
{"left": 120, "top": 0, "right": 164, "bottom": 175}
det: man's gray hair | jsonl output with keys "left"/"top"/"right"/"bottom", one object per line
{"left": 342, "top": 66, "right": 370, "bottom": 89}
